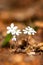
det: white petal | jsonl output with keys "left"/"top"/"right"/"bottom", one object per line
{"left": 17, "top": 30, "right": 21, "bottom": 33}
{"left": 24, "top": 31, "right": 27, "bottom": 34}
{"left": 16, "top": 32, "right": 20, "bottom": 35}
{"left": 28, "top": 32, "right": 31, "bottom": 35}
{"left": 31, "top": 30, "right": 36, "bottom": 34}
{"left": 16, "top": 30, "right": 21, "bottom": 35}
{"left": 11, "top": 31, "right": 16, "bottom": 35}
{"left": 32, "top": 33, "right": 34, "bottom": 35}
{"left": 25, "top": 28, "right": 28, "bottom": 30}
{"left": 23, "top": 29, "right": 26, "bottom": 31}
{"left": 19, "top": 31, "right": 22, "bottom": 33}
{"left": 13, "top": 26, "right": 18, "bottom": 30}
{"left": 17, "top": 31, "right": 22, "bottom": 34}
{"left": 16, "top": 33, "right": 19, "bottom": 35}
{"left": 7, "top": 30, "right": 11, "bottom": 34}
{"left": 10, "top": 23, "right": 14, "bottom": 28}
{"left": 34, "top": 31, "right": 36, "bottom": 33}
{"left": 29, "top": 28, "right": 33, "bottom": 31}
{"left": 28, "top": 26, "right": 31, "bottom": 29}
{"left": 7, "top": 26, "right": 11, "bottom": 30}
{"left": 17, "top": 30, "right": 20, "bottom": 32}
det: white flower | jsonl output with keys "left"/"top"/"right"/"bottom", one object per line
{"left": 27, "top": 52, "right": 35, "bottom": 55}
{"left": 7, "top": 23, "right": 18, "bottom": 35}
{"left": 7, "top": 23, "right": 22, "bottom": 41}
{"left": 12, "top": 36, "right": 16, "bottom": 41}
{"left": 7, "top": 23, "right": 22, "bottom": 36}
{"left": 23, "top": 26, "right": 36, "bottom": 35}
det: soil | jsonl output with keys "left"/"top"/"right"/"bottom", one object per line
{"left": 0, "top": 48, "right": 43, "bottom": 65}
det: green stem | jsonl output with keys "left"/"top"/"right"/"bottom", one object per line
{"left": 2, "top": 33, "right": 12, "bottom": 47}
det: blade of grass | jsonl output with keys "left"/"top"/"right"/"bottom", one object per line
{"left": 2, "top": 33, "right": 12, "bottom": 47}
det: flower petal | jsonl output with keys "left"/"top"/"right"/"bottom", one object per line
{"left": 32, "top": 33, "right": 34, "bottom": 35}
{"left": 24, "top": 31, "right": 27, "bottom": 34}
{"left": 7, "top": 26, "right": 11, "bottom": 30}
{"left": 11, "top": 31, "right": 16, "bottom": 35}
{"left": 13, "top": 26, "right": 18, "bottom": 30}
{"left": 16, "top": 33, "right": 19, "bottom": 35}
{"left": 28, "top": 32, "right": 31, "bottom": 35}
{"left": 25, "top": 28, "right": 28, "bottom": 30}
{"left": 16, "top": 30, "right": 21, "bottom": 35}
{"left": 10, "top": 23, "right": 14, "bottom": 28}
{"left": 7, "top": 30, "right": 11, "bottom": 34}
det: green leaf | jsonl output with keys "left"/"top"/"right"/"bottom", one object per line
{"left": 2, "top": 33, "right": 12, "bottom": 47}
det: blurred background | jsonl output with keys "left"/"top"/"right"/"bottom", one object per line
{"left": 0, "top": 0, "right": 43, "bottom": 65}
{"left": 0, "top": 0, "right": 43, "bottom": 43}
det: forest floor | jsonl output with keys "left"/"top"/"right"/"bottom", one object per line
{"left": 0, "top": 48, "right": 43, "bottom": 65}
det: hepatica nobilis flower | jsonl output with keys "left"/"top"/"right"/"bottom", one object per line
{"left": 23, "top": 26, "right": 36, "bottom": 35}
{"left": 5, "top": 23, "right": 37, "bottom": 55}
{"left": 7, "top": 24, "right": 36, "bottom": 41}
{"left": 2, "top": 23, "right": 37, "bottom": 55}
{"left": 7, "top": 23, "right": 22, "bottom": 41}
